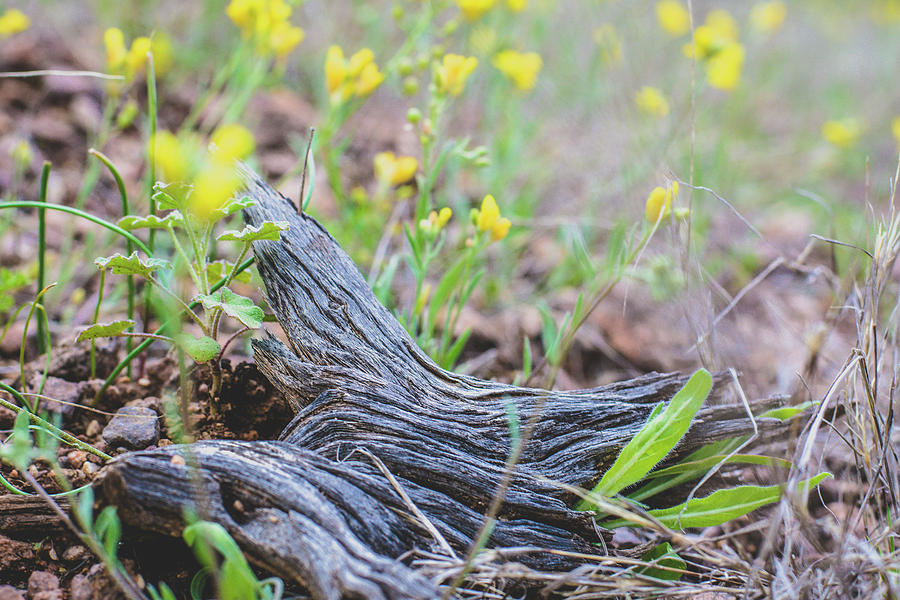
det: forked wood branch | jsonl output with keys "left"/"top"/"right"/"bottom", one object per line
{"left": 97, "top": 168, "right": 781, "bottom": 599}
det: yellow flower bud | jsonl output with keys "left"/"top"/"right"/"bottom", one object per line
{"left": 456, "top": 0, "right": 495, "bottom": 21}
{"left": 268, "top": 22, "right": 304, "bottom": 58}
{"left": 634, "top": 86, "right": 669, "bottom": 117}
{"left": 645, "top": 186, "right": 671, "bottom": 222}
{"left": 104, "top": 28, "right": 127, "bottom": 71}
{"left": 656, "top": 1, "right": 690, "bottom": 36}
{"left": 750, "top": 2, "right": 786, "bottom": 33}
{"left": 490, "top": 217, "right": 511, "bottom": 241}
{"left": 347, "top": 48, "right": 375, "bottom": 78}
{"left": 125, "top": 37, "right": 151, "bottom": 77}
{"left": 354, "top": 61, "right": 385, "bottom": 97}
{"left": 190, "top": 163, "right": 241, "bottom": 222}
{"left": 151, "top": 131, "right": 191, "bottom": 184}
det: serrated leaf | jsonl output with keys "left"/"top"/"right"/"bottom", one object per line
{"left": 210, "top": 196, "right": 256, "bottom": 221}
{"left": 118, "top": 212, "right": 183, "bottom": 230}
{"left": 217, "top": 220, "right": 289, "bottom": 243}
{"left": 579, "top": 369, "right": 712, "bottom": 509}
{"left": 195, "top": 287, "right": 263, "bottom": 329}
{"left": 207, "top": 260, "right": 251, "bottom": 284}
{"left": 76, "top": 320, "right": 135, "bottom": 342}
{"left": 95, "top": 252, "right": 171, "bottom": 278}
{"left": 606, "top": 473, "right": 832, "bottom": 530}
{"left": 151, "top": 182, "right": 188, "bottom": 210}
{"left": 175, "top": 334, "right": 221, "bottom": 362}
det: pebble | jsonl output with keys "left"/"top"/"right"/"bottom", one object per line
{"left": 138, "top": 377, "right": 151, "bottom": 387}
{"left": 170, "top": 454, "right": 185, "bottom": 466}
{"left": 0, "top": 586, "right": 24, "bottom": 600}
{"left": 85, "top": 420, "right": 101, "bottom": 438}
{"left": 27, "top": 572, "right": 58, "bottom": 596}
{"left": 81, "top": 462, "right": 99, "bottom": 476}
{"left": 62, "top": 545, "right": 91, "bottom": 563}
{"left": 101, "top": 406, "right": 159, "bottom": 450}
{"left": 66, "top": 450, "right": 86, "bottom": 470}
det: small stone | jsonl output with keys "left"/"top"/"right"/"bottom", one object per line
{"left": 32, "top": 591, "right": 63, "bottom": 600}
{"left": 85, "top": 420, "right": 101, "bottom": 438}
{"left": 66, "top": 451, "right": 86, "bottom": 469}
{"left": 138, "top": 377, "right": 151, "bottom": 387}
{"left": 170, "top": 455, "right": 185, "bottom": 466}
{"left": 81, "top": 462, "right": 99, "bottom": 475}
{"left": 69, "top": 575, "right": 91, "bottom": 600}
{"left": 62, "top": 545, "right": 91, "bottom": 562}
{"left": 157, "top": 439, "right": 173, "bottom": 447}
{"left": 101, "top": 406, "right": 159, "bottom": 450}
{"left": 27, "top": 571, "right": 58, "bottom": 596}
{"left": 0, "top": 586, "right": 25, "bottom": 600}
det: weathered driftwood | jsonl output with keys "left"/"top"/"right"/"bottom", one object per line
{"left": 98, "top": 169, "right": 780, "bottom": 598}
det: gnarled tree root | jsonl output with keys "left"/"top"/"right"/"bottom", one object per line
{"left": 97, "top": 169, "right": 783, "bottom": 598}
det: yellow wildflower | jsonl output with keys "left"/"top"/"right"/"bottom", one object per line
{"left": 347, "top": 48, "right": 375, "bottom": 77}
{"left": 656, "top": 1, "right": 690, "bottom": 36}
{"left": 325, "top": 46, "right": 347, "bottom": 94}
{"left": 151, "top": 131, "right": 192, "bottom": 184}
{"left": 226, "top": 0, "right": 263, "bottom": 30}
{"left": 593, "top": 24, "right": 623, "bottom": 65}
{"left": 190, "top": 163, "right": 242, "bottom": 222}
{"left": 457, "top": 0, "right": 495, "bottom": 21}
{"left": 492, "top": 50, "right": 542, "bottom": 91}
{"left": 645, "top": 182, "right": 678, "bottom": 223}
{"left": 634, "top": 86, "right": 669, "bottom": 117}
{"left": 750, "top": 2, "right": 786, "bottom": 33}
{"left": 473, "top": 194, "right": 511, "bottom": 241}
{"left": 683, "top": 9, "right": 738, "bottom": 60}
{"left": 506, "top": 0, "right": 526, "bottom": 12}
{"left": 374, "top": 152, "right": 419, "bottom": 186}
{"left": 150, "top": 33, "right": 175, "bottom": 76}
{"left": 104, "top": 28, "right": 127, "bottom": 72}
{"left": 705, "top": 41, "right": 744, "bottom": 91}
{"left": 268, "top": 21, "right": 305, "bottom": 58}
{"left": 210, "top": 124, "right": 256, "bottom": 161}
{"left": 125, "top": 37, "right": 151, "bottom": 77}
{"left": 892, "top": 116, "right": 900, "bottom": 149}
{"left": 0, "top": 8, "right": 29, "bottom": 38}
{"left": 436, "top": 54, "right": 478, "bottom": 97}
{"left": 822, "top": 118, "right": 862, "bottom": 148}
{"left": 325, "top": 46, "right": 383, "bottom": 102}
{"left": 354, "top": 61, "right": 384, "bottom": 97}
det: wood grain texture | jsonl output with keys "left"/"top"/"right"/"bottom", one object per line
{"left": 97, "top": 168, "right": 782, "bottom": 598}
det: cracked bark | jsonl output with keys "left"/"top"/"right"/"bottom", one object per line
{"left": 97, "top": 168, "right": 781, "bottom": 599}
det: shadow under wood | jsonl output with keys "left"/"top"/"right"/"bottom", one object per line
{"left": 95, "top": 167, "right": 787, "bottom": 599}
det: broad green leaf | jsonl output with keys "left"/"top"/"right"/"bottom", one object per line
{"left": 176, "top": 334, "right": 221, "bottom": 362}
{"left": 76, "top": 320, "right": 135, "bottom": 342}
{"left": 151, "top": 182, "right": 188, "bottom": 210}
{"left": 196, "top": 287, "right": 263, "bottom": 329}
{"left": 118, "top": 212, "right": 183, "bottom": 231}
{"left": 759, "top": 401, "right": 816, "bottom": 421}
{"left": 220, "top": 559, "right": 259, "bottom": 600}
{"left": 638, "top": 542, "right": 685, "bottom": 581}
{"left": 217, "top": 220, "right": 289, "bottom": 243}
{"left": 207, "top": 260, "right": 251, "bottom": 284}
{"left": 606, "top": 472, "right": 832, "bottom": 529}
{"left": 95, "top": 252, "right": 171, "bottom": 278}
{"left": 93, "top": 506, "right": 121, "bottom": 559}
{"left": 210, "top": 196, "right": 256, "bottom": 221}
{"left": 579, "top": 369, "right": 713, "bottom": 509}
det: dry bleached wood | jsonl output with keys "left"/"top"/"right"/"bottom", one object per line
{"left": 98, "top": 168, "right": 781, "bottom": 599}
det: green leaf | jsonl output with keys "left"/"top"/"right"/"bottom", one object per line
{"left": 210, "top": 196, "right": 256, "bottom": 221}
{"left": 638, "top": 542, "right": 686, "bottom": 581}
{"left": 95, "top": 252, "right": 171, "bottom": 278}
{"left": 643, "top": 454, "right": 792, "bottom": 479}
{"left": 0, "top": 411, "right": 35, "bottom": 471}
{"left": 607, "top": 473, "right": 832, "bottom": 530}
{"left": 579, "top": 369, "right": 713, "bottom": 508}
{"left": 758, "top": 401, "right": 816, "bottom": 421}
{"left": 195, "top": 287, "right": 263, "bottom": 329}
{"left": 207, "top": 260, "right": 251, "bottom": 284}
{"left": 93, "top": 506, "right": 121, "bottom": 559}
{"left": 76, "top": 320, "right": 135, "bottom": 342}
{"left": 151, "top": 182, "right": 188, "bottom": 210}
{"left": 217, "top": 220, "right": 289, "bottom": 243}
{"left": 176, "top": 334, "right": 221, "bottom": 363}
{"left": 118, "top": 212, "right": 183, "bottom": 230}
{"left": 427, "top": 255, "right": 468, "bottom": 333}
{"left": 220, "top": 559, "right": 259, "bottom": 600}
